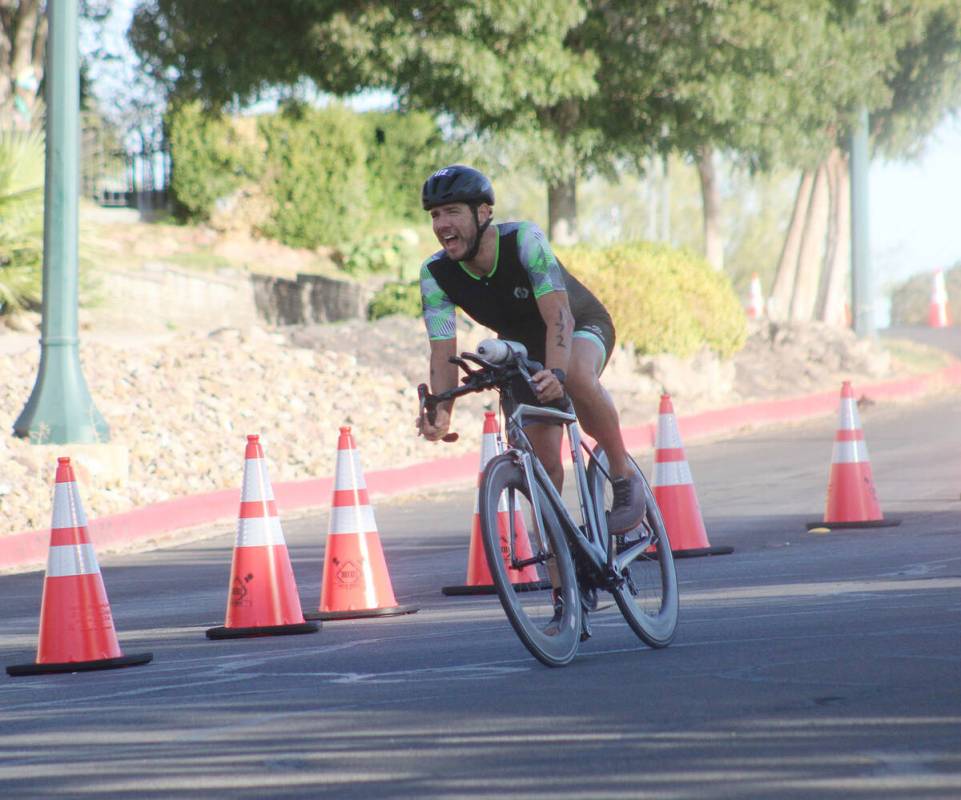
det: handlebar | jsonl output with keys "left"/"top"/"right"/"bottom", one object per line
{"left": 417, "top": 339, "right": 543, "bottom": 443}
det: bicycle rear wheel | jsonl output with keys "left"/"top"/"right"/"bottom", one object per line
{"left": 479, "top": 452, "right": 581, "bottom": 667}
{"left": 588, "top": 450, "right": 678, "bottom": 648}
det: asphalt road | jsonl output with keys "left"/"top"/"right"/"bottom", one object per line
{"left": 1, "top": 389, "right": 959, "bottom": 799}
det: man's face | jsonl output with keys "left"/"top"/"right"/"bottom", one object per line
{"left": 430, "top": 202, "right": 491, "bottom": 260}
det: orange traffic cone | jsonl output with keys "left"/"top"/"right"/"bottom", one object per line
{"left": 652, "top": 395, "right": 733, "bottom": 558}
{"left": 929, "top": 269, "right": 952, "bottom": 328}
{"left": 807, "top": 382, "right": 901, "bottom": 530}
{"left": 7, "top": 458, "right": 152, "bottom": 676}
{"left": 306, "top": 427, "right": 418, "bottom": 620}
{"left": 206, "top": 435, "right": 319, "bottom": 639}
{"left": 746, "top": 272, "right": 765, "bottom": 320}
{"left": 442, "top": 412, "right": 548, "bottom": 596}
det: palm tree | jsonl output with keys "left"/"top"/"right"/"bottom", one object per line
{"left": 0, "top": 130, "right": 44, "bottom": 316}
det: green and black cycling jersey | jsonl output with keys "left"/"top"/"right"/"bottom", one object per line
{"left": 419, "top": 221, "right": 615, "bottom": 365}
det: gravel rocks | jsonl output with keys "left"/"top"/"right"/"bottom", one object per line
{"left": 0, "top": 314, "right": 900, "bottom": 536}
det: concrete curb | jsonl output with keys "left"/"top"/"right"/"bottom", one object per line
{"left": 3, "top": 363, "right": 960, "bottom": 575}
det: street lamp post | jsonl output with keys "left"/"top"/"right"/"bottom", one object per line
{"left": 13, "top": 0, "right": 109, "bottom": 444}
{"left": 849, "top": 107, "right": 875, "bottom": 339}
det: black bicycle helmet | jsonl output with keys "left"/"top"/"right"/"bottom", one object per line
{"left": 421, "top": 165, "right": 495, "bottom": 210}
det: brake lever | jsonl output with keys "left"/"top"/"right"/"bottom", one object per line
{"left": 416, "top": 383, "right": 458, "bottom": 443}
{"left": 448, "top": 355, "right": 478, "bottom": 376}
{"left": 459, "top": 352, "right": 498, "bottom": 370}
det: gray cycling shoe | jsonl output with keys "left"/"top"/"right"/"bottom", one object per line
{"left": 545, "top": 590, "right": 592, "bottom": 641}
{"left": 544, "top": 591, "right": 565, "bottom": 637}
{"left": 607, "top": 473, "right": 646, "bottom": 535}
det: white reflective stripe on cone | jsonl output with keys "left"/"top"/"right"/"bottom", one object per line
{"left": 236, "top": 515, "right": 287, "bottom": 547}
{"left": 838, "top": 399, "right": 862, "bottom": 431}
{"left": 47, "top": 543, "right": 101, "bottom": 577}
{"left": 654, "top": 460, "right": 693, "bottom": 487}
{"left": 241, "top": 459, "right": 275, "bottom": 502}
{"left": 480, "top": 434, "right": 498, "bottom": 464}
{"left": 656, "top": 417, "right": 683, "bottom": 449}
{"left": 334, "top": 450, "right": 367, "bottom": 491}
{"left": 329, "top": 504, "right": 377, "bottom": 534}
{"left": 51, "top": 483, "right": 89, "bottom": 529}
{"left": 832, "top": 440, "right": 870, "bottom": 464}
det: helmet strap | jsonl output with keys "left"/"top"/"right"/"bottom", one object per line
{"left": 463, "top": 205, "right": 492, "bottom": 263}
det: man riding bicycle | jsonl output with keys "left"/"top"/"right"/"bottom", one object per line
{"left": 416, "top": 164, "right": 644, "bottom": 536}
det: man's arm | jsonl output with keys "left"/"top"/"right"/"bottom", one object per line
{"left": 531, "top": 290, "right": 574, "bottom": 403}
{"left": 536, "top": 290, "right": 574, "bottom": 373}
{"left": 419, "top": 255, "right": 459, "bottom": 439}
{"left": 515, "top": 221, "right": 572, "bottom": 401}
{"left": 420, "top": 337, "right": 458, "bottom": 440}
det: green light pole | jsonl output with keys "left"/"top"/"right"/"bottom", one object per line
{"left": 849, "top": 107, "right": 875, "bottom": 339}
{"left": 13, "top": 0, "right": 108, "bottom": 444}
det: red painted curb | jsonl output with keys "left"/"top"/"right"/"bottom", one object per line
{"left": 3, "top": 363, "right": 959, "bottom": 574}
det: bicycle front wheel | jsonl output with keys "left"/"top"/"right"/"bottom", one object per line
{"left": 588, "top": 449, "right": 679, "bottom": 648}
{"left": 479, "top": 452, "right": 581, "bottom": 667}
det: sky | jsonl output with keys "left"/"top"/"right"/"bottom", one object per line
{"left": 84, "top": 3, "right": 960, "bottom": 300}
{"left": 870, "top": 118, "right": 961, "bottom": 289}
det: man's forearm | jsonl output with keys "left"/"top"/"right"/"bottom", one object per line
{"left": 429, "top": 339, "right": 459, "bottom": 411}
{"left": 544, "top": 303, "right": 574, "bottom": 372}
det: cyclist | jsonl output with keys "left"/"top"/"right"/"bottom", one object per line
{"left": 416, "top": 164, "right": 645, "bottom": 537}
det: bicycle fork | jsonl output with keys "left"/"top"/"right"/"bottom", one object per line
{"left": 502, "top": 448, "right": 556, "bottom": 576}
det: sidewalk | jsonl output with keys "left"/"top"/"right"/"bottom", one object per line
{"left": 3, "top": 360, "right": 959, "bottom": 576}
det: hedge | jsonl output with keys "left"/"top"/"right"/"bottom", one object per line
{"left": 166, "top": 101, "right": 262, "bottom": 221}
{"left": 363, "top": 111, "right": 446, "bottom": 222}
{"left": 368, "top": 279, "right": 422, "bottom": 321}
{"left": 368, "top": 242, "right": 747, "bottom": 359}
{"left": 889, "top": 263, "right": 960, "bottom": 325}
{"left": 257, "top": 102, "right": 369, "bottom": 248}
{"left": 557, "top": 242, "right": 747, "bottom": 358}
{"left": 167, "top": 102, "right": 444, "bottom": 247}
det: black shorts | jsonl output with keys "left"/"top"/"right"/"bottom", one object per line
{"left": 509, "top": 314, "right": 616, "bottom": 375}
{"left": 572, "top": 316, "right": 616, "bottom": 372}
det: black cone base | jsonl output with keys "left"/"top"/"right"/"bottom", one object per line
{"left": 806, "top": 517, "right": 902, "bottom": 530}
{"left": 672, "top": 545, "right": 735, "bottom": 559}
{"left": 7, "top": 651, "right": 153, "bottom": 677}
{"left": 305, "top": 604, "right": 419, "bottom": 621}
{"left": 206, "top": 621, "right": 319, "bottom": 640}
{"left": 441, "top": 579, "right": 551, "bottom": 596}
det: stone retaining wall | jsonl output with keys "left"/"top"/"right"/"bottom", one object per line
{"left": 102, "top": 262, "right": 368, "bottom": 328}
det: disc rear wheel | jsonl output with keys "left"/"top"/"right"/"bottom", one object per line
{"left": 479, "top": 453, "right": 581, "bottom": 667}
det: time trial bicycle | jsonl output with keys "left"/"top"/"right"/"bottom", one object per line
{"left": 418, "top": 339, "right": 678, "bottom": 667}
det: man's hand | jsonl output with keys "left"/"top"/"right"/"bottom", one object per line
{"left": 531, "top": 369, "right": 565, "bottom": 404}
{"left": 416, "top": 404, "right": 453, "bottom": 441}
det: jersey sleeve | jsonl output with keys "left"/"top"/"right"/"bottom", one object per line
{"left": 517, "top": 222, "right": 566, "bottom": 299}
{"left": 419, "top": 257, "right": 457, "bottom": 340}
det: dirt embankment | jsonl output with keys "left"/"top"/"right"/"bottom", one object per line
{"left": 0, "top": 309, "right": 923, "bottom": 538}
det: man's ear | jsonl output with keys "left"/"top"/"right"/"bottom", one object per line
{"left": 478, "top": 203, "right": 493, "bottom": 223}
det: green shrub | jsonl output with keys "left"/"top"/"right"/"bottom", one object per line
{"left": 363, "top": 111, "right": 445, "bottom": 222}
{"left": 889, "top": 264, "right": 960, "bottom": 325}
{"left": 341, "top": 234, "right": 402, "bottom": 277}
{"left": 0, "top": 130, "right": 44, "bottom": 315}
{"left": 368, "top": 280, "right": 421, "bottom": 320}
{"left": 557, "top": 242, "right": 747, "bottom": 358}
{"left": 167, "top": 101, "right": 262, "bottom": 221}
{"left": 258, "top": 102, "right": 368, "bottom": 248}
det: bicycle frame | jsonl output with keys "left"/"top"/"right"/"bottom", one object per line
{"left": 501, "top": 403, "right": 655, "bottom": 592}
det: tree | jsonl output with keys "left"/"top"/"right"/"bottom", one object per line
{"left": 130, "top": 0, "right": 601, "bottom": 242}
{"left": 0, "top": 0, "right": 47, "bottom": 130}
{"left": 768, "top": 1, "right": 961, "bottom": 323}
